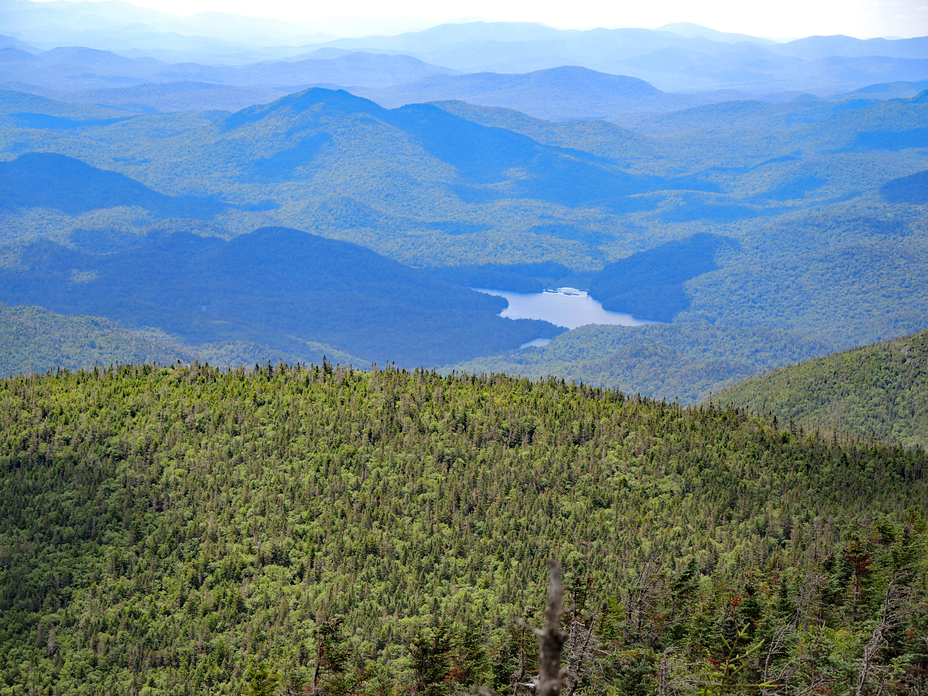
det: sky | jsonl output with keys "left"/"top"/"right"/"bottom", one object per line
{"left": 30, "top": 0, "right": 928, "bottom": 38}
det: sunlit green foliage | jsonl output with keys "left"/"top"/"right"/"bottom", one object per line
{"left": 0, "top": 303, "right": 190, "bottom": 376}
{"left": 0, "top": 364, "right": 925, "bottom": 694}
{"left": 710, "top": 328, "right": 928, "bottom": 448}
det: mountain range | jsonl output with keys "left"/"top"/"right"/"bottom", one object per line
{"left": 0, "top": 6, "right": 926, "bottom": 402}
{"left": 2, "top": 1, "right": 928, "bottom": 105}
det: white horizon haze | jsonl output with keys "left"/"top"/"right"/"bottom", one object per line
{"left": 21, "top": 0, "right": 928, "bottom": 40}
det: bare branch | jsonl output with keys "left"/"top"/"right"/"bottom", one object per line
{"left": 537, "top": 560, "right": 567, "bottom": 696}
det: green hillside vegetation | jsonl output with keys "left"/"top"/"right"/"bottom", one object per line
{"left": 1, "top": 365, "right": 926, "bottom": 694}
{"left": 0, "top": 303, "right": 368, "bottom": 377}
{"left": 0, "top": 303, "right": 190, "bottom": 375}
{"left": 449, "top": 322, "right": 835, "bottom": 403}
{"left": 709, "top": 329, "right": 928, "bottom": 448}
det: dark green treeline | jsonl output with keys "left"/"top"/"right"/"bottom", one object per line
{"left": 0, "top": 363, "right": 926, "bottom": 694}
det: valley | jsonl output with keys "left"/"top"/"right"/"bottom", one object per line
{"left": 1, "top": 79, "right": 926, "bottom": 398}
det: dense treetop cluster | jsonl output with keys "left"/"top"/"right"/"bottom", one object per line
{"left": 0, "top": 363, "right": 925, "bottom": 694}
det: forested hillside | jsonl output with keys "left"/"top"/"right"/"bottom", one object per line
{"left": 1, "top": 85, "right": 928, "bottom": 382}
{"left": 0, "top": 303, "right": 190, "bottom": 375}
{"left": 710, "top": 329, "right": 928, "bottom": 448}
{"left": 451, "top": 321, "right": 834, "bottom": 403}
{"left": 1, "top": 365, "right": 926, "bottom": 694}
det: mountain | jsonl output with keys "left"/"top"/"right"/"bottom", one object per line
{"left": 63, "top": 81, "right": 289, "bottom": 114}
{"left": 0, "top": 302, "right": 370, "bottom": 374}
{"left": 587, "top": 233, "right": 735, "bottom": 321}
{"left": 449, "top": 321, "right": 834, "bottom": 403}
{"left": 0, "top": 0, "right": 332, "bottom": 60}
{"left": 357, "top": 66, "right": 701, "bottom": 120}
{"left": 175, "top": 87, "right": 663, "bottom": 212}
{"left": 708, "top": 329, "right": 928, "bottom": 448}
{"left": 1, "top": 365, "right": 925, "bottom": 693}
{"left": 771, "top": 34, "right": 928, "bottom": 60}
{"left": 656, "top": 22, "right": 776, "bottom": 45}
{"left": 0, "top": 226, "right": 562, "bottom": 366}
{"left": 431, "top": 100, "right": 656, "bottom": 162}
{"left": 3, "top": 86, "right": 928, "bottom": 381}
{"left": 0, "top": 46, "right": 453, "bottom": 96}
{"left": 0, "top": 152, "right": 226, "bottom": 217}
{"left": 314, "top": 21, "right": 928, "bottom": 93}
{"left": 0, "top": 302, "right": 191, "bottom": 375}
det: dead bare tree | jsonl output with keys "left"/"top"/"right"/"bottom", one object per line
{"left": 855, "top": 575, "right": 911, "bottom": 696}
{"left": 513, "top": 561, "right": 568, "bottom": 696}
{"left": 538, "top": 560, "right": 568, "bottom": 696}
{"left": 623, "top": 562, "right": 663, "bottom": 645}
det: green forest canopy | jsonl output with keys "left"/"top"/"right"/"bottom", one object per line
{"left": 1, "top": 364, "right": 926, "bottom": 694}
{"left": 709, "top": 328, "right": 928, "bottom": 449}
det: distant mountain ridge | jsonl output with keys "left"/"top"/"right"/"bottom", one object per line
{"left": 2, "top": 4, "right": 928, "bottom": 101}
{"left": 0, "top": 152, "right": 226, "bottom": 217}
{"left": 0, "top": 45, "right": 453, "bottom": 95}
{"left": 357, "top": 66, "right": 702, "bottom": 119}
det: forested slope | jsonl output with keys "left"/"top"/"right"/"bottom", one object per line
{"left": 450, "top": 322, "right": 834, "bottom": 403}
{"left": 0, "top": 303, "right": 190, "bottom": 375}
{"left": 1, "top": 365, "right": 926, "bottom": 694}
{"left": 710, "top": 328, "right": 928, "bottom": 448}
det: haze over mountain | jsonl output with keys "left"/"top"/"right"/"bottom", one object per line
{"left": 2, "top": 0, "right": 927, "bottom": 101}
{"left": 356, "top": 67, "right": 703, "bottom": 120}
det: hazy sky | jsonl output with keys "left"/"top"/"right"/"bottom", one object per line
{"left": 34, "top": 0, "right": 928, "bottom": 38}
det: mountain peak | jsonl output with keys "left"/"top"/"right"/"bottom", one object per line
{"left": 223, "top": 87, "right": 384, "bottom": 129}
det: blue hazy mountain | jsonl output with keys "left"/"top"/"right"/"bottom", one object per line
{"left": 3, "top": 2, "right": 927, "bottom": 101}
{"left": 357, "top": 66, "right": 702, "bottom": 120}
{"left": 0, "top": 45, "right": 453, "bottom": 95}
{"left": 0, "top": 152, "right": 226, "bottom": 217}
{"left": 0, "top": 0, "right": 332, "bottom": 60}
{"left": 312, "top": 22, "right": 928, "bottom": 94}
{"left": 206, "top": 88, "right": 665, "bottom": 208}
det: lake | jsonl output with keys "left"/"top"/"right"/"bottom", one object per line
{"left": 475, "top": 287, "right": 652, "bottom": 334}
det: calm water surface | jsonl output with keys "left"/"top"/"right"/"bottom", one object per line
{"left": 475, "top": 287, "right": 652, "bottom": 331}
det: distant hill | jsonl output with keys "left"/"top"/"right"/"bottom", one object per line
{"left": 656, "top": 22, "right": 776, "bottom": 45}
{"left": 358, "top": 66, "right": 699, "bottom": 120}
{"left": 0, "top": 152, "right": 226, "bottom": 217}
{"left": 450, "top": 321, "right": 834, "bottom": 404}
{"left": 317, "top": 21, "right": 928, "bottom": 93}
{"left": 65, "top": 81, "right": 289, "bottom": 114}
{"left": 203, "top": 87, "right": 662, "bottom": 210}
{"left": 0, "top": 303, "right": 190, "bottom": 375}
{"left": 708, "top": 329, "right": 928, "bottom": 448}
{"left": 430, "top": 100, "right": 658, "bottom": 168}
{"left": 0, "top": 45, "right": 453, "bottom": 97}
{"left": 771, "top": 34, "right": 928, "bottom": 61}
{"left": 0, "top": 302, "right": 369, "bottom": 374}
{"left": 588, "top": 233, "right": 735, "bottom": 321}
